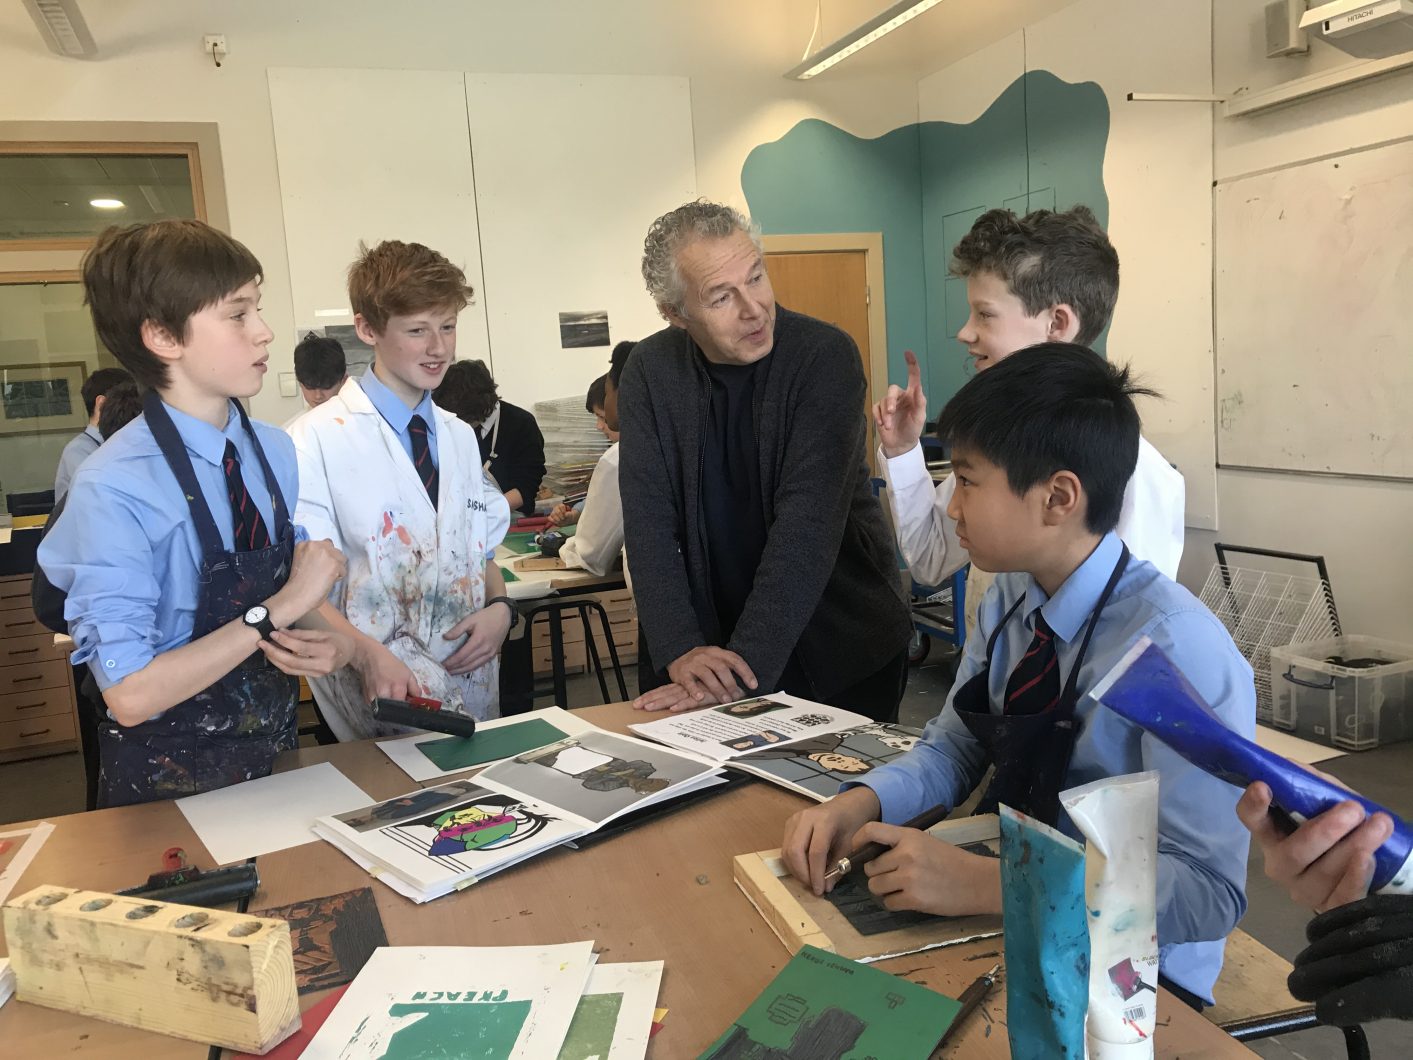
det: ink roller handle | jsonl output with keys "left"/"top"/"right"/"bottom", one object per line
{"left": 824, "top": 803, "right": 953, "bottom": 883}
{"left": 119, "top": 863, "right": 261, "bottom": 907}
{"left": 1093, "top": 637, "right": 1413, "bottom": 893}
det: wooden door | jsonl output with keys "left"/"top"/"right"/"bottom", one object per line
{"left": 764, "top": 250, "right": 873, "bottom": 411}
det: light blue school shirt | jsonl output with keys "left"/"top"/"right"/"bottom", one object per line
{"left": 53, "top": 424, "right": 103, "bottom": 502}
{"left": 358, "top": 368, "right": 439, "bottom": 469}
{"left": 37, "top": 402, "right": 304, "bottom": 693}
{"left": 853, "top": 531, "right": 1255, "bottom": 1003}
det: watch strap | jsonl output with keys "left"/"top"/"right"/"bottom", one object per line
{"left": 486, "top": 595, "right": 519, "bottom": 629}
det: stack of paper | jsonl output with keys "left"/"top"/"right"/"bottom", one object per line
{"left": 301, "top": 944, "right": 663, "bottom": 1060}
{"left": 316, "top": 728, "right": 723, "bottom": 902}
{"left": 533, "top": 394, "right": 610, "bottom": 509}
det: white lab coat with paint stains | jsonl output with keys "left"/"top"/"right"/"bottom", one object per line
{"left": 288, "top": 377, "right": 511, "bottom": 740}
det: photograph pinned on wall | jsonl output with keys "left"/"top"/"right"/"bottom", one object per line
{"left": 301, "top": 942, "right": 595, "bottom": 1060}
{"left": 0, "top": 361, "right": 89, "bottom": 435}
{"left": 559, "top": 310, "right": 610, "bottom": 349}
{"left": 296, "top": 323, "right": 375, "bottom": 377}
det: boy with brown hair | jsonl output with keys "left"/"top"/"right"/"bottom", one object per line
{"left": 289, "top": 240, "right": 514, "bottom": 737}
{"left": 875, "top": 206, "right": 1185, "bottom": 635}
{"left": 38, "top": 219, "right": 390, "bottom": 807}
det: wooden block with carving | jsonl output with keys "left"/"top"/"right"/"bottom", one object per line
{"left": 2, "top": 885, "right": 299, "bottom": 1053}
{"left": 513, "top": 555, "right": 566, "bottom": 571}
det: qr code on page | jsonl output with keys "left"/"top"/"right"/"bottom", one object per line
{"left": 791, "top": 713, "right": 832, "bottom": 726}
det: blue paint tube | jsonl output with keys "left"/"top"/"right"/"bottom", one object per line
{"left": 1060, "top": 772, "right": 1160, "bottom": 1060}
{"left": 1000, "top": 804, "right": 1090, "bottom": 1060}
{"left": 1092, "top": 637, "right": 1413, "bottom": 893}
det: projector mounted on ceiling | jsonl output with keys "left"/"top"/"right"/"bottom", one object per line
{"left": 1300, "top": 0, "right": 1413, "bottom": 57}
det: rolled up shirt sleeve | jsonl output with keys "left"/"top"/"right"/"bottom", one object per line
{"left": 37, "top": 475, "right": 168, "bottom": 692}
{"left": 882, "top": 445, "right": 968, "bottom": 589}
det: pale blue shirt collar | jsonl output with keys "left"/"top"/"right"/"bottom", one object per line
{"left": 161, "top": 399, "right": 247, "bottom": 469}
{"left": 1022, "top": 531, "right": 1125, "bottom": 643}
{"left": 359, "top": 365, "right": 438, "bottom": 438}
{"left": 83, "top": 424, "right": 103, "bottom": 445}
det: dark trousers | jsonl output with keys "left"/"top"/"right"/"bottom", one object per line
{"left": 637, "top": 632, "right": 908, "bottom": 724}
{"left": 73, "top": 665, "right": 102, "bottom": 812}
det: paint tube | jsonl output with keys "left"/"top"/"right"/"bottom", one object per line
{"left": 1092, "top": 637, "right": 1413, "bottom": 894}
{"left": 1060, "top": 772, "right": 1160, "bottom": 1059}
{"left": 1000, "top": 804, "right": 1089, "bottom": 1060}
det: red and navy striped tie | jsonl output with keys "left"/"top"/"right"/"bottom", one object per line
{"left": 1004, "top": 612, "right": 1061, "bottom": 716}
{"left": 409, "top": 414, "right": 439, "bottom": 510}
{"left": 222, "top": 441, "right": 271, "bottom": 552}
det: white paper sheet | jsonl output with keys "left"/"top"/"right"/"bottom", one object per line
{"left": 629, "top": 693, "right": 871, "bottom": 761}
{"left": 557, "top": 961, "right": 664, "bottom": 1060}
{"left": 1255, "top": 724, "right": 1347, "bottom": 765}
{"left": 175, "top": 762, "right": 370, "bottom": 864}
{"left": 304, "top": 943, "right": 595, "bottom": 1059}
{"left": 0, "top": 821, "right": 55, "bottom": 905}
{"left": 377, "top": 706, "right": 597, "bottom": 782}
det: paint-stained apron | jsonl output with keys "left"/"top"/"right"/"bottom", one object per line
{"left": 952, "top": 545, "right": 1130, "bottom": 828}
{"left": 96, "top": 393, "right": 299, "bottom": 808}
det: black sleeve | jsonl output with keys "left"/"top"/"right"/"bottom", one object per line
{"left": 490, "top": 405, "right": 546, "bottom": 517}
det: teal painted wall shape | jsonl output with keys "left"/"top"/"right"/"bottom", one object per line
{"left": 743, "top": 69, "right": 1109, "bottom": 416}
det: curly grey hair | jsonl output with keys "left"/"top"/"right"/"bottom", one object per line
{"left": 641, "top": 200, "right": 763, "bottom": 319}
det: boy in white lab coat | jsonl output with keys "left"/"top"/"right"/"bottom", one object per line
{"left": 874, "top": 206, "right": 1185, "bottom": 638}
{"left": 289, "top": 241, "right": 514, "bottom": 738}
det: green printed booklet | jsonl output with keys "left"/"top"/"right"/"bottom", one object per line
{"left": 302, "top": 943, "right": 662, "bottom": 1060}
{"left": 701, "top": 945, "right": 960, "bottom": 1059}
{"left": 376, "top": 706, "right": 598, "bottom": 783}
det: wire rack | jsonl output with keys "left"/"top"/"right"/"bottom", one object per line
{"left": 1198, "top": 555, "right": 1341, "bottom": 722}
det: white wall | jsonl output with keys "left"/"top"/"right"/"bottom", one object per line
{"left": 1195, "top": 0, "right": 1413, "bottom": 643}
{"left": 916, "top": 0, "right": 1217, "bottom": 531}
{"left": 0, "top": 2, "right": 920, "bottom": 424}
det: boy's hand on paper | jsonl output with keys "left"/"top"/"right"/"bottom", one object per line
{"left": 1289, "top": 894, "right": 1413, "bottom": 1025}
{"left": 442, "top": 602, "right": 513, "bottom": 676}
{"left": 1237, "top": 781, "right": 1388, "bottom": 912}
{"left": 781, "top": 787, "right": 881, "bottom": 897}
{"left": 354, "top": 637, "right": 422, "bottom": 702}
{"left": 666, "top": 647, "right": 758, "bottom": 705}
{"left": 260, "top": 627, "right": 353, "bottom": 677}
{"left": 858, "top": 823, "right": 1003, "bottom": 917}
{"left": 632, "top": 682, "right": 719, "bottom": 712}
{"left": 874, "top": 349, "right": 928, "bottom": 459}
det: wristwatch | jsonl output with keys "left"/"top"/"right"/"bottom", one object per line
{"left": 485, "top": 595, "right": 519, "bottom": 631}
{"left": 242, "top": 604, "right": 277, "bottom": 640}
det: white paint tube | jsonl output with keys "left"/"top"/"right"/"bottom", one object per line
{"left": 1060, "top": 771, "right": 1160, "bottom": 1060}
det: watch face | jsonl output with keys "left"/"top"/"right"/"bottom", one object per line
{"left": 245, "top": 605, "right": 269, "bottom": 624}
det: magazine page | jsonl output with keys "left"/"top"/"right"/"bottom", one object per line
{"left": 478, "top": 729, "right": 721, "bottom": 829}
{"left": 628, "top": 693, "right": 872, "bottom": 761}
{"left": 314, "top": 779, "right": 584, "bottom": 898}
{"left": 731, "top": 723, "right": 924, "bottom": 801}
{"left": 377, "top": 707, "right": 599, "bottom": 783}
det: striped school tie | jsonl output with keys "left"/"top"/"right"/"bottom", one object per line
{"left": 1004, "top": 611, "right": 1061, "bottom": 716}
{"left": 222, "top": 441, "right": 271, "bottom": 552}
{"left": 409, "top": 414, "right": 439, "bottom": 510}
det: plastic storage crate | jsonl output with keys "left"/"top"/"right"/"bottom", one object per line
{"left": 1269, "top": 635, "right": 1413, "bottom": 751}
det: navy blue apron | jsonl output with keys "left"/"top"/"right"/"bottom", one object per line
{"left": 951, "top": 545, "right": 1130, "bottom": 828}
{"left": 96, "top": 394, "right": 299, "bottom": 808}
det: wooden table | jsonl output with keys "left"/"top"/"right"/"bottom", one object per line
{"left": 0, "top": 703, "right": 1254, "bottom": 1058}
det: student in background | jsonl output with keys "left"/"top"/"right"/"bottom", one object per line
{"left": 875, "top": 206, "right": 1184, "bottom": 637}
{"left": 283, "top": 332, "right": 347, "bottom": 428}
{"left": 1236, "top": 778, "right": 1413, "bottom": 1026}
{"left": 547, "top": 371, "right": 619, "bottom": 529}
{"left": 53, "top": 366, "right": 131, "bottom": 502}
{"left": 38, "top": 220, "right": 380, "bottom": 808}
{"left": 290, "top": 241, "right": 513, "bottom": 735}
{"left": 555, "top": 346, "right": 633, "bottom": 577}
{"left": 434, "top": 359, "right": 546, "bottom": 517}
{"left": 785, "top": 346, "right": 1251, "bottom": 1009}
{"left": 96, "top": 379, "right": 142, "bottom": 441}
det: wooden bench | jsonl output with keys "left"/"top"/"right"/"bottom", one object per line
{"left": 1209, "top": 928, "right": 1369, "bottom": 1058}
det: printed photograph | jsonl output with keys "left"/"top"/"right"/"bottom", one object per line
{"left": 558, "top": 310, "right": 611, "bottom": 349}
{"left": 713, "top": 697, "right": 790, "bottom": 719}
{"left": 334, "top": 779, "right": 484, "bottom": 833}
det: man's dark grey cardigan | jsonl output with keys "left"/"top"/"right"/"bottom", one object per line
{"left": 619, "top": 305, "right": 911, "bottom": 699}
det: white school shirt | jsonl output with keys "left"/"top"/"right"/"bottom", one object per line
{"left": 881, "top": 435, "right": 1186, "bottom": 588}
{"left": 558, "top": 442, "right": 628, "bottom": 582}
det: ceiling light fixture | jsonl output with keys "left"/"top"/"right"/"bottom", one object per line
{"left": 89, "top": 198, "right": 124, "bottom": 209}
{"left": 785, "top": 0, "right": 949, "bottom": 80}
{"left": 23, "top": 0, "right": 97, "bottom": 60}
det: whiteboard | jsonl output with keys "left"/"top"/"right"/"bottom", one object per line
{"left": 1214, "top": 137, "right": 1413, "bottom": 479}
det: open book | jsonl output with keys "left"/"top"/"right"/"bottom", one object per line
{"left": 728, "top": 722, "right": 924, "bottom": 801}
{"left": 628, "top": 693, "right": 873, "bottom": 762}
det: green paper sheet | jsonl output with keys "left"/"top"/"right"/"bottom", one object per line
{"left": 415, "top": 718, "right": 569, "bottom": 771}
{"left": 700, "top": 945, "right": 959, "bottom": 1059}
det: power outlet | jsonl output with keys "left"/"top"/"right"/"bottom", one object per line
{"left": 278, "top": 372, "right": 298, "bottom": 398}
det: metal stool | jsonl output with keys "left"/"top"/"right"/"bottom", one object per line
{"left": 524, "top": 599, "right": 629, "bottom": 707}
